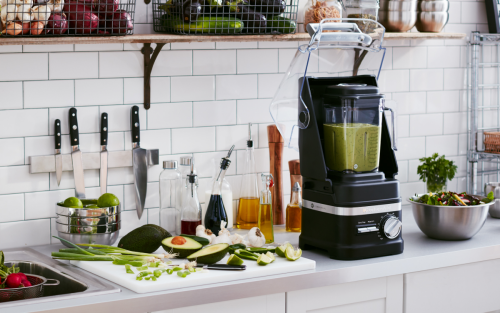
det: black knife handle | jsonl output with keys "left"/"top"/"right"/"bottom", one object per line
{"left": 54, "top": 119, "right": 61, "bottom": 150}
{"left": 101, "top": 113, "right": 108, "bottom": 146}
{"left": 69, "top": 108, "right": 79, "bottom": 147}
{"left": 131, "top": 105, "right": 140, "bottom": 144}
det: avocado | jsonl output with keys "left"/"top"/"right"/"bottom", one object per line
{"left": 118, "top": 225, "right": 171, "bottom": 253}
{"left": 187, "top": 243, "right": 229, "bottom": 264}
{"left": 162, "top": 236, "right": 202, "bottom": 258}
{"left": 180, "top": 234, "right": 210, "bottom": 246}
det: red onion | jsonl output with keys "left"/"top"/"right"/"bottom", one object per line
{"left": 44, "top": 13, "right": 69, "bottom": 34}
{"left": 95, "top": 0, "right": 118, "bottom": 17}
{"left": 105, "top": 9, "right": 132, "bottom": 34}
{"left": 64, "top": 1, "right": 99, "bottom": 34}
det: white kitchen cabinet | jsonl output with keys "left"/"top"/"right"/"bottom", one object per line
{"left": 151, "top": 293, "right": 285, "bottom": 313}
{"left": 286, "top": 275, "right": 403, "bottom": 313}
{"left": 404, "top": 259, "right": 500, "bottom": 313}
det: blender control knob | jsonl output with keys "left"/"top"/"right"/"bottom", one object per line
{"left": 382, "top": 216, "right": 402, "bottom": 239}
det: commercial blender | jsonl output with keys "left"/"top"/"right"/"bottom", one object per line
{"left": 270, "top": 19, "right": 403, "bottom": 260}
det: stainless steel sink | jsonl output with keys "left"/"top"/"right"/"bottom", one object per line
{"left": 0, "top": 247, "right": 120, "bottom": 308}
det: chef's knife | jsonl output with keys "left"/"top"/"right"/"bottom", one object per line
{"left": 54, "top": 119, "right": 62, "bottom": 186}
{"left": 100, "top": 113, "right": 108, "bottom": 196}
{"left": 196, "top": 264, "right": 246, "bottom": 271}
{"left": 69, "top": 108, "right": 86, "bottom": 199}
{"left": 131, "top": 105, "right": 147, "bottom": 219}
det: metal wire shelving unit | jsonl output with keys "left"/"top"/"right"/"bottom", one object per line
{"left": 467, "top": 31, "right": 500, "bottom": 195}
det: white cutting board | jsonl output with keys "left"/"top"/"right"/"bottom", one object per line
{"left": 71, "top": 255, "right": 315, "bottom": 294}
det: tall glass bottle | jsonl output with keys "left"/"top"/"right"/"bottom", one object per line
{"left": 286, "top": 182, "right": 302, "bottom": 232}
{"left": 180, "top": 163, "right": 202, "bottom": 235}
{"left": 236, "top": 124, "right": 260, "bottom": 229}
{"left": 204, "top": 158, "right": 233, "bottom": 228}
{"left": 258, "top": 173, "right": 274, "bottom": 243}
{"left": 159, "top": 160, "right": 181, "bottom": 235}
{"left": 177, "top": 156, "right": 196, "bottom": 234}
{"left": 205, "top": 146, "right": 235, "bottom": 234}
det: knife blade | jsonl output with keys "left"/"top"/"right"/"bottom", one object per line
{"left": 196, "top": 264, "right": 246, "bottom": 271}
{"left": 131, "top": 105, "right": 147, "bottom": 219}
{"left": 54, "top": 119, "right": 62, "bottom": 187}
{"left": 69, "top": 108, "right": 86, "bottom": 199}
{"left": 100, "top": 113, "right": 108, "bottom": 196}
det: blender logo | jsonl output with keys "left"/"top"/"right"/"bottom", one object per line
{"left": 363, "top": 207, "right": 384, "bottom": 214}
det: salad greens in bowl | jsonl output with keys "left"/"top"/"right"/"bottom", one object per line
{"left": 410, "top": 191, "right": 494, "bottom": 207}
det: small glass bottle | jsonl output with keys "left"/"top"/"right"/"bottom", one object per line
{"left": 180, "top": 163, "right": 202, "bottom": 235}
{"left": 286, "top": 182, "right": 302, "bottom": 232}
{"left": 258, "top": 173, "right": 274, "bottom": 244}
{"left": 205, "top": 146, "right": 235, "bottom": 235}
{"left": 178, "top": 156, "right": 196, "bottom": 234}
{"left": 159, "top": 160, "right": 181, "bottom": 235}
{"left": 236, "top": 123, "right": 260, "bottom": 229}
{"left": 204, "top": 158, "right": 233, "bottom": 228}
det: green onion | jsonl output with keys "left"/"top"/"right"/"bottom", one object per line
{"left": 136, "top": 276, "right": 143, "bottom": 281}
{"left": 188, "top": 267, "right": 195, "bottom": 273}
{"left": 53, "top": 236, "right": 96, "bottom": 256}
{"left": 154, "top": 270, "right": 162, "bottom": 278}
{"left": 172, "top": 267, "right": 183, "bottom": 271}
{"left": 177, "top": 271, "right": 190, "bottom": 278}
{"left": 145, "top": 276, "right": 151, "bottom": 280}
{"left": 136, "top": 266, "right": 148, "bottom": 271}
{"left": 125, "top": 265, "right": 134, "bottom": 274}
{"left": 152, "top": 276, "right": 157, "bottom": 281}
{"left": 166, "top": 269, "right": 173, "bottom": 275}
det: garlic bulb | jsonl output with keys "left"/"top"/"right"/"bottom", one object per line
{"left": 16, "top": 4, "right": 32, "bottom": 23}
{"left": 0, "top": 0, "right": 7, "bottom": 7}
{"left": 212, "top": 230, "right": 232, "bottom": 245}
{"left": 230, "top": 233, "right": 244, "bottom": 244}
{"left": 195, "top": 225, "right": 216, "bottom": 244}
{"left": 47, "top": 0, "right": 63, "bottom": 13}
{"left": 1, "top": 3, "right": 17, "bottom": 25}
{"left": 246, "top": 227, "right": 266, "bottom": 247}
{"left": 31, "top": 5, "right": 51, "bottom": 24}
{"left": 218, "top": 220, "right": 230, "bottom": 237}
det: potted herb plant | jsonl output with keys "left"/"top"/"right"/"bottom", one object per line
{"left": 417, "top": 153, "right": 458, "bottom": 193}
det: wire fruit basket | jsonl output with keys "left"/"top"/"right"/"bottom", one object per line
{"left": 152, "top": 0, "right": 298, "bottom": 34}
{"left": 0, "top": 0, "right": 136, "bottom": 37}
{"left": 0, "top": 274, "right": 59, "bottom": 303}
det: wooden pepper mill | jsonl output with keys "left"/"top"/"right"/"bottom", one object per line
{"left": 267, "top": 125, "right": 284, "bottom": 225}
{"left": 288, "top": 159, "right": 302, "bottom": 202}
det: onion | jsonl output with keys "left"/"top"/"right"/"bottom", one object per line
{"left": 44, "top": 12, "right": 68, "bottom": 34}
{"left": 105, "top": 9, "right": 132, "bottom": 34}
{"left": 63, "top": 1, "right": 98, "bottom": 33}
{"left": 6, "top": 22, "right": 23, "bottom": 35}
{"left": 30, "top": 21, "right": 45, "bottom": 34}
{"left": 95, "top": 0, "right": 118, "bottom": 17}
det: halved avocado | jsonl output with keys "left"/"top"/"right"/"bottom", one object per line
{"left": 162, "top": 236, "right": 202, "bottom": 258}
{"left": 187, "top": 243, "right": 229, "bottom": 264}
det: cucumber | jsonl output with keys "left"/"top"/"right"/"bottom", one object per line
{"left": 268, "top": 16, "right": 296, "bottom": 34}
{"left": 180, "top": 234, "right": 210, "bottom": 246}
{"left": 162, "top": 16, "right": 244, "bottom": 34}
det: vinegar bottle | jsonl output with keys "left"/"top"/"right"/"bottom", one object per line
{"left": 204, "top": 158, "right": 233, "bottom": 228}
{"left": 236, "top": 123, "right": 260, "bottom": 229}
{"left": 180, "top": 163, "right": 202, "bottom": 235}
{"left": 286, "top": 182, "right": 302, "bottom": 232}
{"left": 204, "top": 145, "right": 235, "bottom": 235}
{"left": 258, "top": 173, "right": 274, "bottom": 243}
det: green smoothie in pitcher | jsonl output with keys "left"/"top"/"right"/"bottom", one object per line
{"left": 323, "top": 123, "right": 381, "bottom": 172}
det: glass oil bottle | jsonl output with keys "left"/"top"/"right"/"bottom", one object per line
{"left": 236, "top": 123, "right": 260, "bottom": 229}
{"left": 159, "top": 160, "right": 181, "bottom": 235}
{"left": 180, "top": 162, "right": 202, "bottom": 235}
{"left": 258, "top": 173, "right": 274, "bottom": 244}
{"left": 286, "top": 182, "right": 302, "bottom": 232}
{"left": 205, "top": 145, "right": 235, "bottom": 235}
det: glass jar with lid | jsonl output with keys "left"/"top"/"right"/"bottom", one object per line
{"left": 344, "top": 0, "right": 379, "bottom": 33}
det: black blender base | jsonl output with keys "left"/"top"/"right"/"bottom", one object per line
{"left": 299, "top": 236, "right": 404, "bottom": 260}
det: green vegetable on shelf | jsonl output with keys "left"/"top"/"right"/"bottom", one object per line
{"left": 267, "top": 16, "right": 296, "bottom": 34}
{"left": 162, "top": 16, "right": 244, "bottom": 34}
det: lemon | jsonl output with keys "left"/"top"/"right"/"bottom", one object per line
{"left": 256, "top": 254, "right": 272, "bottom": 266}
{"left": 227, "top": 254, "right": 244, "bottom": 266}
{"left": 63, "top": 197, "right": 83, "bottom": 208}
{"left": 276, "top": 242, "right": 293, "bottom": 257}
{"left": 97, "top": 193, "right": 120, "bottom": 208}
{"left": 285, "top": 246, "right": 302, "bottom": 261}
{"left": 266, "top": 251, "right": 276, "bottom": 263}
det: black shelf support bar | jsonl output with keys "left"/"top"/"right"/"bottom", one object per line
{"left": 142, "top": 43, "right": 166, "bottom": 110}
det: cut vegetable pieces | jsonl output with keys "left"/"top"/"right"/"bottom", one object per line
{"left": 285, "top": 246, "right": 302, "bottom": 261}
{"left": 276, "top": 242, "right": 293, "bottom": 257}
{"left": 256, "top": 254, "right": 272, "bottom": 266}
{"left": 227, "top": 254, "right": 244, "bottom": 266}
{"left": 266, "top": 252, "right": 276, "bottom": 263}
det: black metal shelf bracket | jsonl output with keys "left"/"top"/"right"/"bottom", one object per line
{"left": 142, "top": 43, "right": 167, "bottom": 110}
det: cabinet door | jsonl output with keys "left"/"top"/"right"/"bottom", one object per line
{"left": 405, "top": 259, "right": 500, "bottom": 313}
{"left": 151, "top": 293, "right": 285, "bottom": 313}
{"left": 287, "top": 275, "right": 403, "bottom": 313}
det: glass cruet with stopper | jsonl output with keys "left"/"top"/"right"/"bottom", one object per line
{"left": 286, "top": 182, "right": 302, "bottom": 232}
{"left": 177, "top": 156, "right": 197, "bottom": 234}
{"left": 159, "top": 160, "right": 181, "bottom": 235}
{"left": 236, "top": 123, "right": 260, "bottom": 229}
{"left": 258, "top": 173, "right": 274, "bottom": 244}
{"left": 205, "top": 145, "right": 235, "bottom": 235}
{"left": 180, "top": 163, "right": 202, "bottom": 235}
{"left": 204, "top": 158, "right": 233, "bottom": 229}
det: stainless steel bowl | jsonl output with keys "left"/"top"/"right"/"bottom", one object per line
{"left": 409, "top": 195, "right": 491, "bottom": 240}
{"left": 55, "top": 213, "right": 120, "bottom": 225}
{"left": 56, "top": 222, "right": 120, "bottom": 234}
{"left": 418, "top": 0, "right": 449, "bottom": 12}
{"left": 485, "top": 182, "right": 500, "bottom": 218}
{"left": 57, "top": 231, "right": 120, "bottom": 248}
{"left": 379, "top": 10, "right": 417, "bottom": 32}
{"left": 415, "top": 11, "right": 448, "bottom": 32}
{"left": 379, "top": 0, "right": 417, "bottom": 11}
{"left": 56, "top": 202, "right": 121, "bottom": 217}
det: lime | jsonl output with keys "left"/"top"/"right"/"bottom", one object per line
{"left": 276, "top": 242, "right": 292, "bottom": 257}
{"left": 63, "top": 197, "right": 83, "bottom": 208}
{"left": 256, "top": 254, "right": 272, "bottom": 266}
{"left": 81, "top": 199, "right": 98, "bottom": 206}
{"left": 97, "top": 193, "right": 120, "bottom": 208}
{"left": 86, "top": 204, "right": 100, "bottom": 208}
{"left": 266, "top": 251, "right": 276, "bottom": 263}
{"left": 285, "top": 246, "right": 302, "bottom": 261}
{"left": 227, "top": 254, "right": 244, "bottom": 266}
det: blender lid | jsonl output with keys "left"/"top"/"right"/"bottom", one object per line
{"left": 325, "top": 83, "right": 380, "bottom": 96}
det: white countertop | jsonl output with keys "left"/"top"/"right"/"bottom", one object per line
{"left": 6, "top": 206, "right": 500, "bottom": 313}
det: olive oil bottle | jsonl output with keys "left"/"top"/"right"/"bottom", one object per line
{"left": 258, "top": 173, "right": 274, "bottom": 243}
{"left": 286, "top": 182, "right": 302, "bottom": 232}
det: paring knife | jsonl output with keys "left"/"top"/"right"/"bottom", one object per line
{"left": 131, "top": 105, "right": 147, "bottom": 219}
{"left": 100, "top": 113, "right": 108, "bottom": 196}
{"left": 196, "top": 264, "right": 246, "bottom": 271}
{"left": 69, "top": 108, "right": 86, "bottom": 199}
{"left": 54, "top": 119, "right": 62, "bottom": 186}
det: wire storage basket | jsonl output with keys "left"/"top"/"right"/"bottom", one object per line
{"left": 0, "top": 274, "right": 59, "bottom": 303}
{"left": 0, "top": 0, "right": 136, "bottom": 37}
{"left": 152, "top": 0, "right": 298, "bottom": 34}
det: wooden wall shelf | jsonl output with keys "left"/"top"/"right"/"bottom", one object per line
{"left": 0, "top": 32, "right": 466, "bottom": 46}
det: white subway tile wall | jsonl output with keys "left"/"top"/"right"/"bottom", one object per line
{"left": 0, "top": 3, "right": 486, "bottom": 247}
